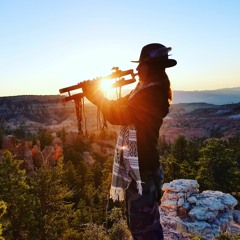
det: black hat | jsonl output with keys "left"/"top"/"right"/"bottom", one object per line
{"left": 131, "top": 43, "right": 177, "bottom": 68}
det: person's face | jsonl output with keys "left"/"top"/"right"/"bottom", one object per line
{"left": 136, "top": 62, "right": 149, "bottom": 82}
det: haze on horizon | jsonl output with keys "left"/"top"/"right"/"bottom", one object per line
{"left": 0, "top": 1, "right": 240, "bottom": 97}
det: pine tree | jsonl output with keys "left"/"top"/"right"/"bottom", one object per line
{"left": 108, "top": 207, "right": 132, "bottom": 240}
{"left": 62, "top": 160, "right": 82, "bottom": 206}
{"left": 171, "top": 135, "right": 189, "bottom": 163}
{"left": 0, "top": 151, "right": 37, "bottom": 240}
{"left": 161, "top": 154, "right": 180, "bottom": 182}
{"left": 31, "top": 157, "right": 75, "bottom": 240}
{"left": 0, "top": 200, "right": 7, "bottom": 240}
{"left": 196, "top": 139, "right": 240, "bottom": 192}
{"left": 171, "top": 135, "right": 198, "bottom": 179}
{"left": 227, "top": 136, "right": 240, "bottom": 168}
{"left": 37, "top": 128, "right": 54, "bottom": 150}
{"left": 158, "top": 135, "right": 171, "bottom": 156}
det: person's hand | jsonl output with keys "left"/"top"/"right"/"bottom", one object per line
{"left": 81, "top": 80, "right": 104, "bottom": 105}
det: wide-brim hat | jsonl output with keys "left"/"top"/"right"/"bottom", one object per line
{"left": 131, "top": 43, "right": 177, "bottom": 68}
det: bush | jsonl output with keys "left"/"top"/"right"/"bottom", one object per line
{"left": 216, "top": 232, "right": 240, "bottom": 240}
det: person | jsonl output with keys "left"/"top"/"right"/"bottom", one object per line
{"left": 82, "top": 43, "right": 177, "bottom": 240}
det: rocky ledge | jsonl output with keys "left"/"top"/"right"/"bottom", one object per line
{"left": 160, "top": 179, "right": 240, "bottom": 239}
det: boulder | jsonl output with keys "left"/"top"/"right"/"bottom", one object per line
{"left": 160, "top": 179, "right": 239, "bottom": 239}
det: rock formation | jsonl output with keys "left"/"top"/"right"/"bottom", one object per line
{"left": 160, "top": 179, "right": 240, "bottom": 239}
{"left": 17, "top": 140, "right": 35, "bottom": 175}
{"left": 32, "top": 141, "right": 44, "bottom": 168}
{"left": 1, "top": 136, "right": 63, "bottom": 170}
{"left": 2, "top": 135, "right": 17, "bottom": 154}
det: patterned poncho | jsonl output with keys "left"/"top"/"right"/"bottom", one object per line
{"left": 109, "top": 81, "right": 162, "bottom": 201}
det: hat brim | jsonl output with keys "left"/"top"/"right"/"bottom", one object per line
{"left": 131, "top": 58, "right": 177, "bottom": 68}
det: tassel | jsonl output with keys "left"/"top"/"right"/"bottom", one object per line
{"left": 136, "top": 180, "right": 143, "bottom": 195}
{"left": 110, "top": 187, "right": 125, "bottom": 202}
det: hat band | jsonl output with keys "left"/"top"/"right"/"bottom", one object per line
{"left": 142, "top": 55, "right": 169, "bottom": 62}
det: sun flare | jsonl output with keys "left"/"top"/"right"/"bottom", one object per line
{"left": 100, "top": 79, "right": 113, "bottom": 91}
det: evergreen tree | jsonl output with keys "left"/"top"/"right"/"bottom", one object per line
{"left": 72, "top": 199, "right": 92, "bottom": 225}
{"left": 31, "top": 157, "right": 75, "bottom": 240}
{"left": 0, "top": 151, "right": 37, "bottom": 240}
{"left": 0, "top": 200, "right": 7, "bottom": 240}
{"left": 187, "top": 137, "right": 203, "bottom": 163}
{"left": 163, "top": 136, "right": 198, "bottom": 180}
{"left": 179, "top": 159, "right": 197, "bottom": 179}
{"left": 227, "top": 136, "right": 240, "bottom": 168}
{"left": 80, "top": 223, "right": 109, "bottom": 240}
{"left": 13, "top": 124, "right": 27, "bottom": 139}
{"left": 37, "top": 128, "right": 54, "bottom": 150}
{"left": 63, "top": 147, "right": 83, "bottom": 166}
{"left": 108, "top": 207, "right": 132, "bottom": 240}
{"left": 172, "top": 136, "right": 198, "bottom": 179}
{"left": 158, "top": 135, "right": 171, "bottom": 156}
{"left": 171, "top": 135, "right": 189, "bottom": 163}
{"left": 161, "top": 154, "right": 180, "bottom": 182}
{"left": 62, "top": 160, "right": 82, "bottom": 206}
{"left": 196, "top": 139, "right": 240, "bottom": 192}
{"left": 72, "top": 134, "right": 91, "bottom": 154}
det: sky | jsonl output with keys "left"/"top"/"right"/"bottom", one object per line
{"left": 0, "top": 0, "right": 240, "bottom": 96}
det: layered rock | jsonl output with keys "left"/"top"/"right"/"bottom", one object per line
{"left": 1, "top": 136, "right": 63, "bottom": 170}
{"left": 160, "top": 179, "right": 239, "bottom": 239}
{"left": 2, "top": 135, "right": 17, "bottom": 154}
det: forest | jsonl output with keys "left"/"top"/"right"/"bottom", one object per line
{"left": 0, "top": 126, "right": 240, "bottom": 240}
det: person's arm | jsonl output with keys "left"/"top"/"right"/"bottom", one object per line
{"left": 82, "top": 80, "right": 135, "bottom": 125}
{"left": 97, "top": 96, "right": 134, "bottom": 125}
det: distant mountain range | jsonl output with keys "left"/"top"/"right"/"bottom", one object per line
{"left": 172, "top": 87, "right": 240, "bottom": 105}
{"left": 119, "top": 86, "right": 240, "bottom": 105}
{"left": 1, "top": 86, "right": 240, "bottom": 105}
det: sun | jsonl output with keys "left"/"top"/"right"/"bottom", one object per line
{"left": 100, "top": 79, "right": 114, "bottom": 92}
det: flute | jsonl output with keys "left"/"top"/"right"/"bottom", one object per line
{"left": 59, "top": 67, "right": 138, "bottom": 95}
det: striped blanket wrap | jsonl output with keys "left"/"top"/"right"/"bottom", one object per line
{"left": 109, "top": 124, "right": 142, "bottom": 201}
